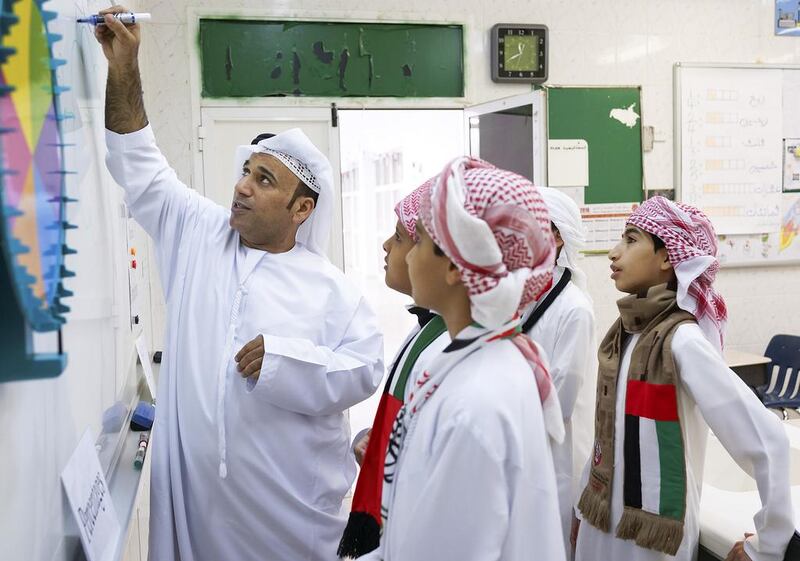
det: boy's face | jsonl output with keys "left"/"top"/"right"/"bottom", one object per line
{"left": 382, "top": 220, "right": 414, "bottom": 295}
{"left": 406, "top": 223, "right": 457, "bottom": 310}
{"left": 608, "top": 225, "right": 674, "bottom": 294}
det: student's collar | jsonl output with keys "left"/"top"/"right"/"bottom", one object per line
{"left": 405, "top": 305, "right": 437, "bottom": 328}
{"left": 443, "top": 322, "right": 485, "bottom": 352}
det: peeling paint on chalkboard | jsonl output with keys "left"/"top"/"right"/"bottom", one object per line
{"left": 338, "top": 48, "right": 350, "bottom": 91}
{"left": 358, "top": 29, "right": 375, "bottom": 89}
{"left": 225, "top": 45, "right": 233, "bottom": 81}
{"left": 312, "top": 41, "right": 334, "bottom": 64}
{"left": 292, "top": 51, "right": 301, "bottom": 85}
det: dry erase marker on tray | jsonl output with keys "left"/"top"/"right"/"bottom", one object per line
{"left": 134, "top": 432, "right": 149, "bottom": 470}
{"left": 77, "top": 13, "right": 152, "bottom": 25}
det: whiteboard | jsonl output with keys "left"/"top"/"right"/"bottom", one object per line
{"left": 0, "top": 2, "right": 153, "bottom": 561}
{"left": 675, "top": 63, "right": 800, "bottom": 267}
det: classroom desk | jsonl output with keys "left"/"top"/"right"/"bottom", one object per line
{"left": 724, "top": 349, "right": 772, "bottom": 388}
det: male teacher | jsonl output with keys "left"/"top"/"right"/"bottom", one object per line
{"left": 96, "top": 7, "right": 384, "bottom": 560}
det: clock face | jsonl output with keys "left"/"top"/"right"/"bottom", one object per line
{"left": 492, "top": 24, "right": 548, "bottom": 83}
{"left": 503, "top": 35, "right": 539, "bottom": 72}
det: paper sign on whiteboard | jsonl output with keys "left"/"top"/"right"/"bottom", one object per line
{"left": 61, "top": 430, "right": 120, "bottom": 561}
{"left": 548, "top": 139, "right": 589, "bottom": 187}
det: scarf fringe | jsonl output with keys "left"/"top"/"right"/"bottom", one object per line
{"left": 337, "top": 511, "right": 381, "bottom": 559}
{"left": 577, "top": 486, "right": 611, "bottom": 533}
{"left": 616, "top": 507, "right": 684, "bottom": 556}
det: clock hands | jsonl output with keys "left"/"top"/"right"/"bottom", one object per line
{"left": 507, "top": 41, "right": 525, "bottom": 62}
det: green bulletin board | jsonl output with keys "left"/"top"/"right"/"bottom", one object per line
{"left": 546, "top": 86, "right": 644, "bottom": 204}
{"left": 199, "top": 19, "right": 464, "bottom": 98}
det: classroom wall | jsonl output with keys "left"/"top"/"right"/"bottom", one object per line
{"left": 135, "top": 0, "right": 800, "bottom": 353}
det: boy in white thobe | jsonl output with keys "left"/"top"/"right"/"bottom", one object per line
{"left": 573, "top": 197, "right": 794, "bottom": 561}
{"left": 364, "top": 158, "right": 566, "bottom": 561}
{"left": 96, "top": 10, "right": 384, "bottom": 561}
{"left": 338, "top": 180, "right": 450, "bottom": 559}
{"left": 522, "top": 187, "right": 596, "bottom": 552}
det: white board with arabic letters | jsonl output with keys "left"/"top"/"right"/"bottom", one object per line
{"left": 675, "top": 63, "right": 800, "bottom": 267}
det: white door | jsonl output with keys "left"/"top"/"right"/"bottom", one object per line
{"left": 197, "top": 107, "right": 344, "bottom": 268}
{"left": 464, "top": 91, "right": 547, "bottom": 186}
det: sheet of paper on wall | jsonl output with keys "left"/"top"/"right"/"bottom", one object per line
{"left": 135, "top": 335, "right": 156, "bottom": 400}
{"left": 775, "top": 0, "right": 800, "bottom": 36}
{"left": 580, "top": 202, "right": 640, "bottom": 253}
{"left": 713, "top": 195, "right": 800, "bottom": 266}
{"left": 547, "top": 139, "right": 589, "bottom": 187}
{"left": 784, "top": 139, "right": 800, "bottom": 192}
{"left": 61, "top": 430, "right": 120, "bottom": 561}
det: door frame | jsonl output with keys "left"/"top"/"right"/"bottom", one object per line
{"left": 463, "top": 91, "right": 548, "bottom": 186}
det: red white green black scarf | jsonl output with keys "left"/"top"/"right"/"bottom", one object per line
{"left": 577, "top": 284, "right": 695, "bottom": 556}
{"left": 337, "top": 308, "right": 447, "bottom": 559}
{"left": 379, "top": 319, "right": 564, "bottom": 542}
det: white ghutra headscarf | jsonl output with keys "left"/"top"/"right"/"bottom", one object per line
{"left": 233, "top": 128, "right": 334, "bottom": 257}
{"left": 539, "top": 186, "right": 589, "bottom": 295}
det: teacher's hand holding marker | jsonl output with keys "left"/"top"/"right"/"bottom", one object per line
{"left": 93, "top": 5, "right": 148, "bottom": 134}
{"left": 78, "top": 12, "right": 151, "bottom": 25}
{"left": 92, "top": 6, "right": 141, "bottom": 66}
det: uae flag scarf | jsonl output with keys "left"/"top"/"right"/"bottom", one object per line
{"left": 577, "top": 283, "right": 695, "bottom": 556}
{"left": 337, "top": 309, "right": 447, "bottom": 559}
{"left": 378, "top": 319, "right": 564, "bottom": 548}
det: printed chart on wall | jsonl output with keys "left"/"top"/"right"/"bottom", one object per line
{"left": 579, "top": 202, "right": 640, "bottom": 253}
{"left": 676, "top": 64, "right": 800, "bottom": 266}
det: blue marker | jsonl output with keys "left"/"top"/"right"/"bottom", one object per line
{"left": 77, "top": 12, "right": 152, "bottom": 25}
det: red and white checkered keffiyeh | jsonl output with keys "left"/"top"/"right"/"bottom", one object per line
{"left": 419, "top": 157, "right": 556, "bottom": 329}
{"left": 394, "top": 178, "right": 434, "bottom": 242}
{"left": 377, "top": 161, "right": 565, "bottom": 546}
{"left": 627, "top": 196, "right": 728, "bottom": 351}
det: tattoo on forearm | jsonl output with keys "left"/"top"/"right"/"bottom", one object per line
{"left": 105, "top": 64, "right": 148, "bottom": 134}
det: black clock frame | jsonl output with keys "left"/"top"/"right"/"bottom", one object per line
{"left": 491, "top": 23, "right": 548, "bottom": 84}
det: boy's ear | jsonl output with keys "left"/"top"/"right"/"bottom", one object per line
{"left": 444, "top": 261, "right": 462, "bottom": 287}
{"left": 656, "top": 247, "right": 673, "bottom": 272}
{"left": 552, "top": 227, "right": 564, "bottom": 250}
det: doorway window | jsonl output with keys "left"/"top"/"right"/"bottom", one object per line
{"left": 338, "top": 109, "right": 464, "bottom": 430}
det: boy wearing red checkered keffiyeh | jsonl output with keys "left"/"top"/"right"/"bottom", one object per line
{"left": 359, "top": 157, "right": 566, "bottom": 561}
{"left": 573, "top": 196, "right": 794, "bottom": 561}
{"left": 337, "top": 180, "right": 450, "bottom": 559}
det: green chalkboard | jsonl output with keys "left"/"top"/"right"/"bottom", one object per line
{"left": 546, "top": 87, "right": 644, "bottom": 205}
{"left": 199, "top": 19, "right": 464, "bottom": 98}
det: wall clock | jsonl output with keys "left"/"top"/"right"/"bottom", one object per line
{"left": 491, "top": 23, "right": 548, "bottom": 84}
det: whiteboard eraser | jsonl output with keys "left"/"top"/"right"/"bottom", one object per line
{"left": 130, "top": 401, "right": 155, "bottom": 431}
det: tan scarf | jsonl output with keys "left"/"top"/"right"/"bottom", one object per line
{"left": 577, "top": 284, "right": 695, "bottom": 555}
